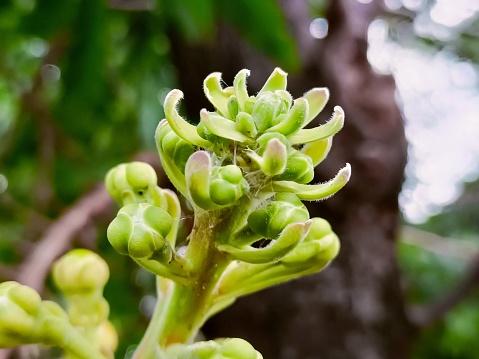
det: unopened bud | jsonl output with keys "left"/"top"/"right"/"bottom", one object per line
{"left": 247, "top": 193, "right": 309, "bottom": 239}
{"left": 107, "top": 203, "right": 173, "bottom": 260}
{"left": 53, "top": 249, "right": 109, "bottom": 295}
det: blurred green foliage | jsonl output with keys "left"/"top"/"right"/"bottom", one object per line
{"left": 399, "top": 180, "right": 479, "bottom": 359}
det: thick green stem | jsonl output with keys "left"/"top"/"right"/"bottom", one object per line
{"left": 157, "top": 213, "right": 230, "bottom": 347}
{"left": 132, "top": 277, "right": 175, "bottom": 359}
{"left": 132, "top": 207, "right": 250, "bottom": 358}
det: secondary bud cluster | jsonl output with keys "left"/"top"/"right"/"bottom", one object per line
{"left": 106, "top": 162, "right": 167, "bottom": 207}
{"left": 53, "top": 249, "right": 118, "bottom": 358}
{"left": 247, "top": 193, "right": 309, "bottom": 239}
{"left": 107, "top": 204, "right": 173, "bottom": 259}
{"left": 0, "top": 281, "right": 74, "bottom": 347}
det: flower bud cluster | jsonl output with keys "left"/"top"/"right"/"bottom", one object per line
{"left": 155, "top": 68, "right": 349, "bottom": 211}
{"left": 106, "top": 162, "right": 167, "bottom": 207}
{"left": 107, "top": 204, "right": 173, "bottom": 259}
{"left": 0, "top": 281, "right": 49, "bottom": 347}
{"left": 0, "top": 281, "right": 104, "bottom": 357}
{"left": 53, "top": 249, "right": 118, "bottom": 358}
{"left": 106, "top": 162, "right": 189, "bottom": 283}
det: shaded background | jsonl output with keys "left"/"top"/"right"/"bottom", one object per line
{"left": 1, "top": 0, "right": 479, "bottom": 358}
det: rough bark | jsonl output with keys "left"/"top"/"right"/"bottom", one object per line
{"left": 169, "top": 0, "right": 413, "bottom": 358}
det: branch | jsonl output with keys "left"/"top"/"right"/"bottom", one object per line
{"left": 401, "top": 226, "right": 479, "bottom": 261}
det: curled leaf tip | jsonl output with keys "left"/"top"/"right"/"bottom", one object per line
{"left": 303, "top": 87, "right": 330, "bottom": 126}
{"left": 339, "top": 163, "right": 352, "bottom": 182}
{"left": 165, "top": 88, "right": 183, "bottom": 107}
{"left": 259, "top": 67, "right": 288, "bottom": 93}
{"left": 272, "top": 163, "right": 351, "bottom": 201}
{"left": 234, "top": 69, "right": 251, "bottom": 112}
{"left": 164, "top": 90, "right": 211, "bottom": 148}
{"left": 288, "top": 104, "right": 344, "bottom": 144}
{"left": 204, "top": 72, "right": 233, "bottom": 117}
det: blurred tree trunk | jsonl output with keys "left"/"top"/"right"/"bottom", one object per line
{"left": 169, "top": 0, "right": 413, "bottom": 358}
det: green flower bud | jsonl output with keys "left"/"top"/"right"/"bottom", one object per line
{"left": 155, "top": 120, "right": 189, "bottom": 197}
{"left": 256, "top": 132, "right": 289, "bottom": 154}
{"left": 244, "top": 96, "right": 256, "bottom": 114}
{"left": 0, "top": 282, "right": 54, "bottom": 347}
{"left": 304, "top": 217, "right": 332, "bottom": 241}
{"left": 273, "top": 90, "right": 293, "bottom": 112}
{"left": 125, "top": 162, "right": 156, "bottom": 188}
{"left": 0, "top": 282, "right": 40, "bottom": 337}
{"left": 281, "top": 218, "right": 339, "bottom": 266}
{"left": 162, "top": 132, "right": 196, "bottom": 174}
{"left": 66, "top": 297, "right": 109, "bottom": 328}
{"left": 227, "top": 96, "right": 239, "bottom": 119}
{"left": 107, "top": 203, "right": 173, "bottom": 260}
{"left": 53, "top": 250, "right": 111, "bottom": 328}
{"left": 219, "top": 338, "right": 263, "bottom": 359}
{"left": 247, "top": 193, "right": 309, "bottom": 239}
{"left": 217, "top": 165, "right": 243, "bottom": 184}
{"left": 235, "top": 112, "right": 258, "bottom": 138}
{"left": 216, "top": 221, "right": 339, "bottom": 301}
{"left": 262, "top": 138, "right": 287, "bottom": 176}
{"left": 210, "top": 165, "right": 247, "bottom": 206}
{"left": 275, "top": 150, "right": 314, "bottom": 184}
{"left": 1, "top": 281, "right": 109, "bottom": 358}
{"left": 185, "top": 151, "right": 216, "bottom": 210}
{"left": 169, "top": 338, "right": 262, "bottom": 359}
{"left": 95, "top": 320, "right": 118, "bottom": 358}
{"left": 106, "top": 162, "right": 161, "bottom": 206}
{"left": 53, "top": 249, "right": 109, "bottom": 295}
{"left": 266, "top": 97, "right": 308, "bottom": 136}
{"left": 251, "top": 92, "right": 287, "bottom": 132}
{"left": 186, "top": 152, "right": 247, "bottom": 209}
{"left": 209, "top": 181, "right": 239, "bottom": 206}
{"left": 248, "top": 138, "right": 287, "bottom": 176}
